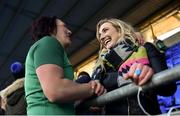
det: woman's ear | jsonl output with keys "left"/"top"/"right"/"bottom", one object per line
{"left": 117, "top": 28, "right": 123, "bottom": 39}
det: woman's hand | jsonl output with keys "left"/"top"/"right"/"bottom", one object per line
{"left": 135, "top": 32, "right": 145, "bottom": 45}
{"left": 123, "top": 63, "right": 154, "bottom": 86}
{"left": 0, "top": 97, "right": 6, "bottom": 110}
{"left": 89, "top": 80, "right": 106, "bottom": 96}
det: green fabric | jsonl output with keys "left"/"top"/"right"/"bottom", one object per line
{"left": 25, "top": 36, "right": 75, "bottom": 115}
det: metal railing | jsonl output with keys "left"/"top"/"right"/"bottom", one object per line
{"left": 81, "top": 65, "right": 180, "bottom": 107}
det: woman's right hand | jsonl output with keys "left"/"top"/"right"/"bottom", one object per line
{"left": 123, "top": 63, "right": 154, "bottom": 86}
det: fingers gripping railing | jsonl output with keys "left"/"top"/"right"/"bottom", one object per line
{"left": 82, "top": 65, "right": 180, "bottom": 107}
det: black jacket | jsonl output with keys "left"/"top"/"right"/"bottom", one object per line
{"left": 95, "top": 42, "right": 177, "bottom": 115}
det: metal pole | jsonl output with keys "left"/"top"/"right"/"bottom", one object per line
{"left": 82, "top": 65, "right": 180, "bottom": 107}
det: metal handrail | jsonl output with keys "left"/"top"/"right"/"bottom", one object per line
{"left": 81, "top": 65, "right": 180, "bottom": 107}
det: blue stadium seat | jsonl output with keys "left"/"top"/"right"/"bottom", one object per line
{"left": 158, "top": 41, "right": 180, "bottom": 113}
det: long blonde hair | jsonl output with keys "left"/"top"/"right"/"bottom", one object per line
{"left": 94, "top": 18, "right": 140, "bottom": 71}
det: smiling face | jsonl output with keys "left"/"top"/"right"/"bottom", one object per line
{"left": 98, "top": 22, "right": 120, "bottom": 49}
{"left": 55, "top": 19, "right": 72, "bottom": 48}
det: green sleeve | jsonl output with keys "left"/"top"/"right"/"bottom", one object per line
{"left": 33, "top": 36, "right": 65, "bottom": 69}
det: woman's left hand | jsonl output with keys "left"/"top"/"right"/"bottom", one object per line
{"left": 123, "top": 63, "right": 154, "bottom": 86}
{"left": 135, "top": 32, "right": 145, "bottom": 45}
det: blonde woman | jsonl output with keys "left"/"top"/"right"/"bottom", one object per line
{"left": 92, "top": 18, "right": 176, "bottom": 115}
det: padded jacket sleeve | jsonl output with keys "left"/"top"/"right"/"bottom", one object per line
{"left": 144, "top": 42, "right": 177, "bottom": 96}
{"left": 92, "top": 65, "right": 119, "bottom": 91}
